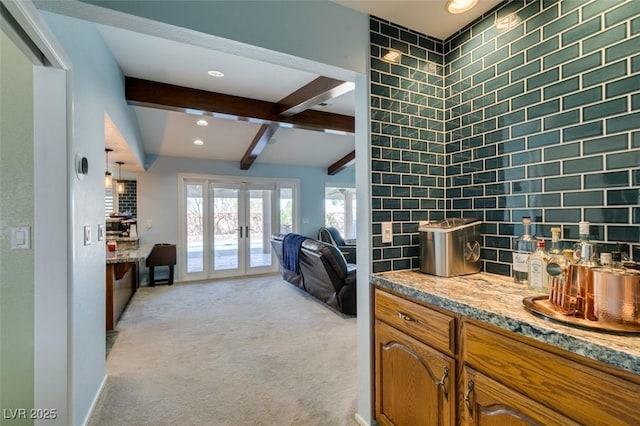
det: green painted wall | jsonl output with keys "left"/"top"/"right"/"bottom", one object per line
{"left": 0, "top": 29, "right": 35, "bottom": 425}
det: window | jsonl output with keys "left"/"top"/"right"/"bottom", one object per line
{"left": 325, "top": 186, "right": 356, "bottom": 240}
{"left": 105, "top": 186, "right": 116, "bottom": 217}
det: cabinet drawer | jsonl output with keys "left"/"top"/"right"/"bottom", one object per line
{"left": 375, "top": 288, "right": 455, "bottom": 356}
{"left": 461, "top": 320, "right": 640, "bottom": 426}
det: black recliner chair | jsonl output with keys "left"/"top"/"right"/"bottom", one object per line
{"left": 271, "top": 233, "right": 356, "bottom": 315}
{"left": 298, "top": 239, "right": 356, "bottom": 315}
{"left": 146, "top": 243, "right": 177, "bottom": 286}
{"left": 317, "top": 226, "right": 356, "bottom": 264}
{"left": 270, "top": 233, "right": 304, "bottom": 288}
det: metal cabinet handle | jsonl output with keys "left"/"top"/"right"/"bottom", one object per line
{"left": 397, "top": 311, "right": 417, "bottom": 322}
{"left": 464, "top": 380, "right": 475, "bottom": 417}
{"left": 437, "top": 367, "right": 449, "bottom": 399}
{"left": 238, "top": 227, "right": 243, "bottom": 238}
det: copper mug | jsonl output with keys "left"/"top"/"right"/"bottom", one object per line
{"left": 592, "top": 268, "right": 640, "bottom": 324}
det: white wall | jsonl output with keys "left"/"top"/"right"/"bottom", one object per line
{"left": 40, "top": 11, "right": 144, "bottom": 425}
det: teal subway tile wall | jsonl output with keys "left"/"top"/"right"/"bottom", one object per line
{"left": 118, "top": 180, "right": 137, "bottom": 217}
{"left": 370, "top": 0, "right": 640, "bottom": 275}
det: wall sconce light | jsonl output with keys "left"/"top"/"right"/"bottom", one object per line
{"left": 116, "top": 161, "right": 125, "bottom": 194}
{"left": 105, "top": 148, "right": 113, "bottom": 188}
{"left": 382, "top": 49, "right": 402, "bottom": 64}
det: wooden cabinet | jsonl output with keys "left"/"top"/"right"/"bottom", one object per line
{"left": 374, "top": 289, "right": 455, "bottom": 426}
{"left": 461, "top": 319, "right": 640, "bottom": 426}
{"left": 373, "top": 287, "right": 640, "bottom": 426}
{"left": 460, "top": 366, "right": 578, "bottom": 426}
{"left": 106, "top": 261, "right": 138, "bottom": 330}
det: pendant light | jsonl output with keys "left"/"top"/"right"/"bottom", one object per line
{"left": 116, "top": 161, "right": 125, "bottom": 194}
{"left": 104, "top": 148, "right": 113, "bottom": 188}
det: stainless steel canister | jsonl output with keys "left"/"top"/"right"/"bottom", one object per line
{"left": 592, "top": 267, "right": 640, "bottom": 324}
{"left": 418, "top": 218, "right": 481, "bottom": 277}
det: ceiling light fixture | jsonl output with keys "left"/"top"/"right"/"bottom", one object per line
{"left": 116, "top": 161, "right": 125, "bottom": 195}
{"left": 196, "top": 119, "right": 209, "bottom": 126}
{"left": 207, "top": 70, "right": 225, "bottom": 78}
{"left": 104, "top": 148, "right": 113, "bottom": 188}
{"left": 382, "top": 49, "right": 402, "bottom": 63}
{"left": 193, "top": 139, "right": 204, "bottom": 146}
{"left": 446, "top": 0, "right": 478, "bottom": 14}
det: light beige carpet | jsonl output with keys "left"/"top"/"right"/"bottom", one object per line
{"left": 89, "top": 274, "right": 358, "bottom": 426}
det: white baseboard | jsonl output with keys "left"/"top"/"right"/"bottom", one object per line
{"left": 355, "top": 412, "right": 371, "bottom": 426}
{"left": 82, "top": 375, "right": 106, "bottom": 426}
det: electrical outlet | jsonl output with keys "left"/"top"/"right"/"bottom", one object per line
{"left": 382, "top": 222, "right": 393, "bottom": 243}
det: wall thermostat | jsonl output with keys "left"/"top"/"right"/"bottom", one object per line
{"left": 75, "top": 154, "right": 89, "bottom": 180}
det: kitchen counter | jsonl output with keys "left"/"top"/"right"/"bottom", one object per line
{"left": 371, "top": 270, "right": 640, "bottom": 375}
{"left": 106, "top": 243, "right": 153, "bottom": 264}
{"left": 105, "top": 243, "right": 153, "bottom": 330}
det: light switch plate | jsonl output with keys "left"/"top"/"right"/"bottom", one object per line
{"left": 382, "top": 222, "right": 393, "bottom": 243}
{"left": 11, "top": 226, "right": 30, "bottom": 249}
{"left": 84, "top": 225, "right": 92, "bottom": 246}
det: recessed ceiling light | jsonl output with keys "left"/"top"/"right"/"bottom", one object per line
{"left": 446, "top": 0, "right": 478, "bottom": 14}
{"left": 207, "top": 70, "right": 225, "bottom": 78}
{"left": 193, "top": 139, "right": 204, "bottom": 146}
{"left": 382, "top": 49, "right": 402, "bottom": 63}
{"left": 196, "top": 119, "right": 208, "bottom": 126}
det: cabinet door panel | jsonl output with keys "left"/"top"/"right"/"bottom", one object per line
{"left": 375, "top": 320, "right": 455, "bottom": 426}
{"left": 462, "top": 320, "right": 640, "bottom": 425}
{"left": 461, "top": 367, "right": 579, "bottom": 426}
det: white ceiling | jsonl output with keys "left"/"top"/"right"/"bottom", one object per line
{"left": 336, "top": 0, "right": 504, "bottom": 40}
{"left": 87, "top": 1, "right": 501, "bottom": 174}
{"left": 97, "top": 23, "right": 356, "bottom": 173}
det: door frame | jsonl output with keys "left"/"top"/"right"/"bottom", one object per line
{"left": 2, "top": 1, "right": 71, "bottom": 424}
{"left": 177, "top": 173, "right": 300, "bottom": 281}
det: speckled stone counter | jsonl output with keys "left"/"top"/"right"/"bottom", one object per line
{"left": 371, "top": 270, "right": 640, "bottom": 376}
{"left": 106, "top": 243, "right": 153, "bottom": 264}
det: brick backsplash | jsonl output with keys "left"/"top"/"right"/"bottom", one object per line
{"left": 118, "top": 180, "right": 137, "bottom": 217}
{"left": 370, "top": 0, "right": 640, "bottom": 276}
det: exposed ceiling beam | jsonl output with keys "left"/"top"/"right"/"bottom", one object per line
{"left": 240, "top": 123, "right": 279, "bottom": 170}
{"left": 328, "top": 150, "right": 356, "bottom": 176}
{"left": 277, "top": 76, "right": 355, "bottom": 116}
{"left": 125, "top": 77, "right": 354, "bottom": 133}
{"left": 239, "top": 77, "right": 353, "bottom": 170}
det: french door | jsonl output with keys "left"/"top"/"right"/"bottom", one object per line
{"left": 180, "top": 175, "right": 298, "bottom": 280}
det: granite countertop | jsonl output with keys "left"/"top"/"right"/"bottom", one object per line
{"left": 110, "top": 236, "right": 139, "bottom": 242}
{"left": 106, "top": 243, "right": 153, "bottom": 264}
{"left": 371, "top": 270, "right": 640, "bottom": 376}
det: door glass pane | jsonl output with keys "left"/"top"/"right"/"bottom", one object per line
{"left": 325, "top": 186, "right": 357, "bottom": 240}
{"left": 248, "top": 189, "right": 273, "bottom": 268}
{"left": 186, "top": 183, "right": 204, "bottom": 273}
{"left": 279, "top": 187, "right": 293, "bottom": 234}
{"left": 211, "top": 186, "right": 239, "bottom": 271}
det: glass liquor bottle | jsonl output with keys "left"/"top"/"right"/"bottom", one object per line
{"left": 528, "top": 240, "right": 549, "bottom": 293}
{"left": 573, "top": 221, "right": 594, "bottom": 261}
{"left": 513, "top": 217, "right": 537, "bottom": 284}
{"left": 549, "top": 227, "right": 563, "bottom": 256}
